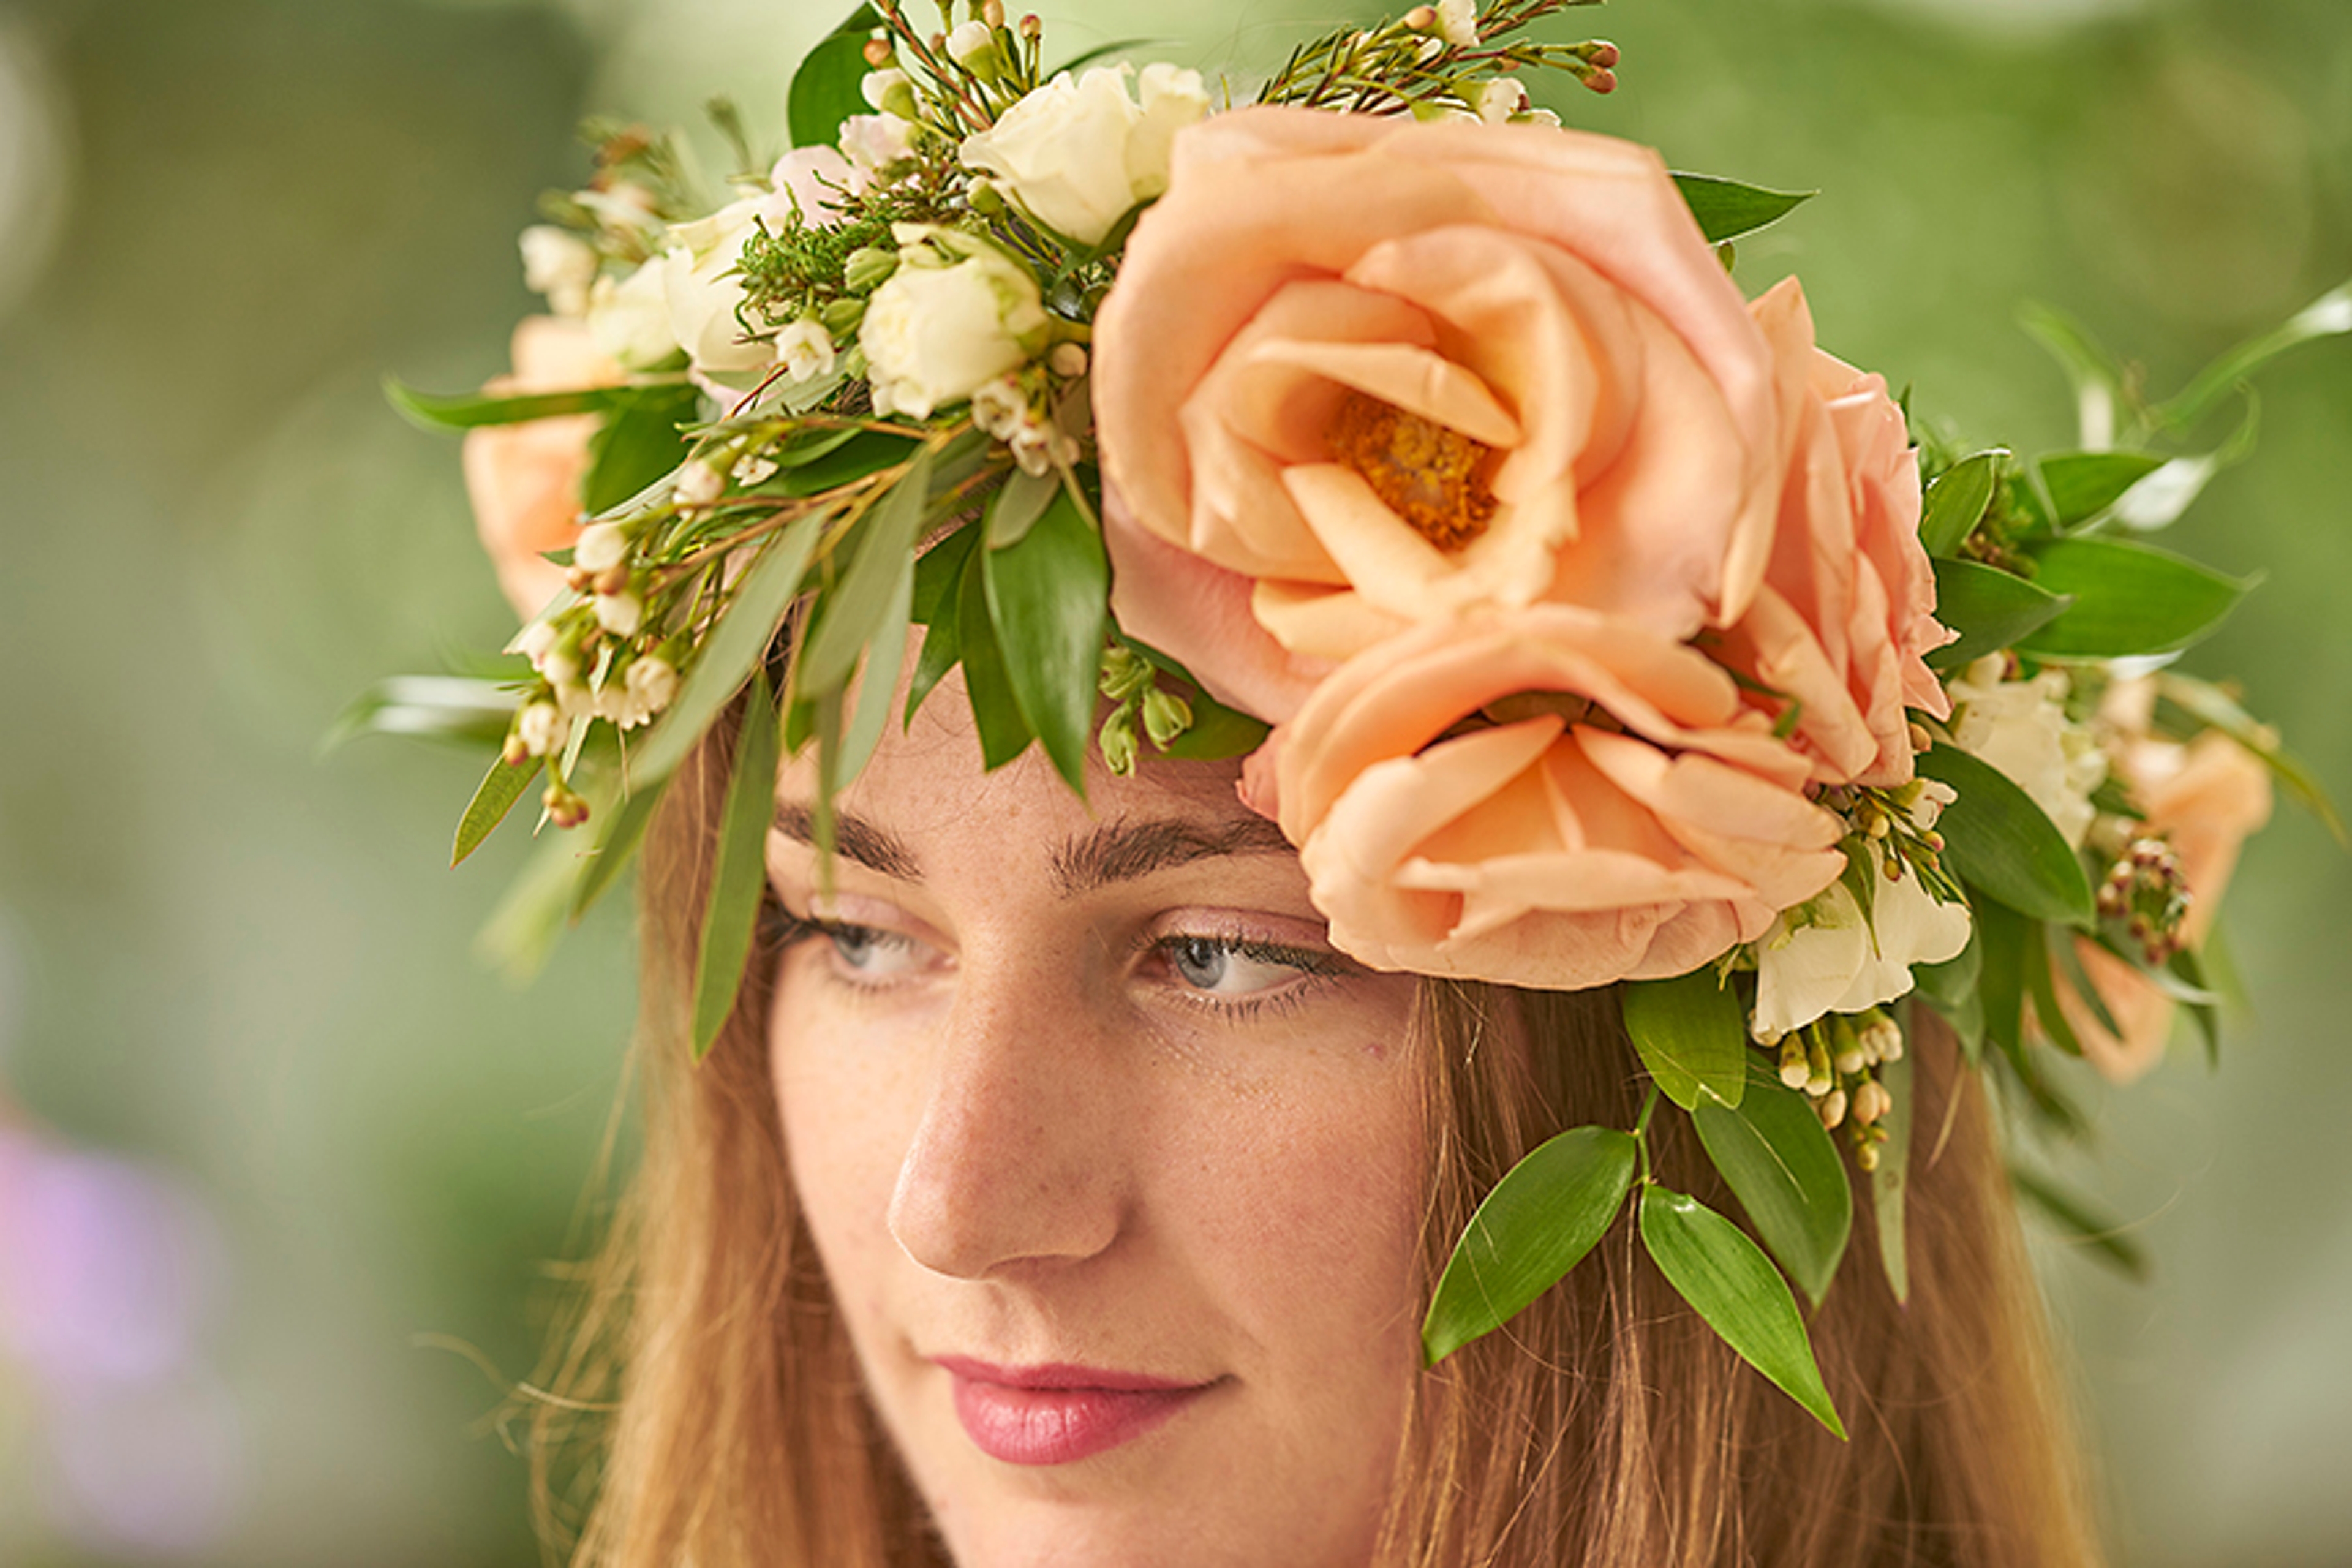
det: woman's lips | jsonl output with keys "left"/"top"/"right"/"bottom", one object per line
{"left": 935, "top": 1357, "right": 1218, "bottom": 1466}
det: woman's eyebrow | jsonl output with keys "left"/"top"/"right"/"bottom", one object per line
{"left": 772, "top": 801, "right": 922, "bottom": 881}
{"left": 1052, "top": 814, "right": 1297, "bottom": 896}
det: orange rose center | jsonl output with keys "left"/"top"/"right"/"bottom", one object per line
{"left": 1324, "top": 390, "right": 1499, "bottom": 551}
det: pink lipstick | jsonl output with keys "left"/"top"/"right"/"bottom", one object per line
{"left": 935, "top": 1357, "right": 1217, "bottom": 1466}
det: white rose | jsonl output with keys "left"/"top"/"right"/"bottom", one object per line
{"left": 839, "top": 113, "right": 918, "bottom": 183}
{"left": 775, "top": 318, "right": 837, "bottom": 383}
{"left": 1751, "top": 859, "right": 1973, "bottom": 1041}
{"left": 662, "top": 197, "right": 777, "bottom": 377}
{"left": 519, "top": 225, "right": 597, "bottom": 317}
{"left": 859, "top": 246, "right": 1048, "bottom": 419}
{"left": 1947, "top": 655, "right": 2107, "bottom": 848}
{"left": 960, "top": 63, "right": 1207, "bottom": 246}
{"left": 586, "top": 260, "right": 679, "bottom": 369}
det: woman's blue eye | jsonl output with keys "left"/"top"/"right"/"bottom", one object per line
{"left": 822, "top": 923, "right": 923, "bottom": 976}
{"left": 1163, "top": 935, "right": 1326, "bottom": 998}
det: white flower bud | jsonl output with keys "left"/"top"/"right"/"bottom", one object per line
{"left": 518, "top": 700, "right": 571, "bottom": 758}
{"left": 861, "top": 67, "right": 914, "bottom": 115}
{"left": 948, "top": 19, "right": 995, "bottom": 64}
{"left": 970, "top": 375, "right": 1030, "bottom": 439}
{"left": 1817, "top": 1088, "right": 1849, "bottom": 1131}
{"left": 516, "top": 620, "right": 560, "bottom": 668}
{"left": 1048, "top": 341, "right": 1088, "bottom": 378}
{"left": 1434, "top": 0, "right": 1479, "bottom": 48}
{"left": 625, "top": 655, "right": 680, "bottom": 719}
{"left": 594, "top": 590, "right": 644, "bottom": 638}
{"left": 575, "top": 521, "right": 629, "bottom": 572}
{"left": 674, "top": 460, "right": 725, "bottom": 509}
{"left": 775, "top": 318, "right": 837, "bottom": 383}
{"left": 520, "top": 225, "right": 598, "bottom": 317}
{"left": 1475, "top": 78, "right": 1528, "bottom": 123}
{"left": 1852, "top": 1080, "right": 1893, "bottom": 1126}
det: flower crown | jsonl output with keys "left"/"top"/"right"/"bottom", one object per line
{"left": 369, "top": 0, "right": 2346, "bottom": 1439}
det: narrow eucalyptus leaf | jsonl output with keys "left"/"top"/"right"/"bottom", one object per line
{"left": 1915, "top": 748, "right": 2095, "bottom": 926}
{"left": 1693, "top": 1075, "right": 1853, "bottom": 1307}
{"left": 1670, "top": 173, "right": 1815, "bottom": 244}
{"left": 452, "top": 755, "right": 542, "bottom": 867}
{"left": 1621, "top": 970, "right": 1751, "bottom": 1111}
{"left": 907, "top": 521, "right": 982, "bottom": 728}
{"left": 323, "top": 676, "right": 517, "bottom": 753}
{"left": 839, "top": 557, "right": 916, "bottom": 785}
{"left": 2021, "top": 922, "right": 2081, "bottom": 1058}
{"left": 2009, "top": 1167, "right": 2149, "bottom": 1280}
{"left": 692, "top": 671, "right": 782, "bottom": 1060}
{"left": 384, "top": 376, "right": 628, "bottom": 431}
{"left": 787, "top": 5, "right": 884, "bottom": 151}
{"left": 2159, "top": 278, "right": 2352, "bottom": 432}
{"left": 1639, "top": 1186, "right": 1846, "bottom": 1439}
{"left": 1420, "top": 1127, "right": 1637, "bottom": 1365}
{"left": 800, "top": 452, "right": 933, "bottom": 696}
{"left": 2018, "top": 538, "right": 2252, "bottom": 658}
{"left": 2037, "top": 450, "right": 2166, "bottom": 528}
{"left": 955, "top": 533, "right": 1036, "bottom": 770}
{"left": 2170, "top": 943, "right": 2223, "bottom": 1067}
{"left": 2050, "top": 928, "right": 2124, "bottom": 1040}
{"left": 632, "top": 512, "right": 824, "bottom": 787}
{"left": 984, "top": 484, "right": 1110, "bottom": 791}
{"left": 781, "top": 429, "right": 921, "bottom": 497}
{"left": 986, "top": 466, "right": 1060, "bottom": 549}
{"left": 1872, "top": 1049, "right": 1913, "bottom": 1304}
{"left": 1919, "top": 449, "right": 2004, "bottom": 558}
{"left": 1925, "top": 559, "right": 2071, "bottom": 669}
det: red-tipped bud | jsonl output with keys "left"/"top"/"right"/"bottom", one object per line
{"left": 1585, "top": 67, "right": 1617, "bottom": 94}
{"left": 862, "top": 38, "right": 893, "bottom": 67}
{"left": 1019, "top": 13, "right": 1042, "bottom": 40}
{"left": 1588, "top": 40, "right": 1619, "bottom": 69}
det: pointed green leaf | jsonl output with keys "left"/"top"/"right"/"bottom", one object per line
{"left": 385, "top": 376, "right": 630, "bottom": 431}
{"left": 1420, "top": 1126, "right": 1637, "bottom": 1365}
{"left": 452, "top": 754, "right": 542, "bottom": 867}
{"left": 907, "top": 519, "right": 982, "bottom": 727}
{"left": 693, "top": 670, "right": 783, "bottom": 1060}
{"left": 1915, "top": 747, "right": 2095, "bottom": 927}
{"left": 2021, "top": 919, "right": 2082, "bottom": 1058}
{"left": 1692, "top": 1074, "right": 1853, "bottom": 1308}
{"left": 2158, "top": 277, "right": 2352, "bottom": 432}
{"left": 787, "top": 5, "right": 883, "bottom": 151}
{"left": 1872, "top": 1048, "right": 1913, "bottom": 1305}
{"left": 1970, "top": 893, "right": 2032, "bottom": 1059}
{"left": 1639, "top": 1186, "right": 1845, "bottom": 1439}
{"left": 1621, "top": 970, "right": 1749, "bottom": 1111}
{"left": 323, "top": 675, "right": 516, "bottom": 753}
{"left": 838, "top": 551, "right": 916, "bottom": 785}
{"left": 2050, "top": 926, "right": 2124, "bottom": 1040}
{"left": 954, "top": 529, "right": 1035, "bottom": 770}
{"left": 1925, "top": 558, "right": 2072, "bottom": 669}
{"left": 569, "top": 769, "right": 674, "bottom": 917}
{"left": 1918, "top": 449, "right": 2005, "bottom": 559}
{"left": 799, "top": 451, "right": 931, "bottom": 696}
{"left": 2018, "top": 538, "right": 2253, "bottom": 659}
{"left": 2169, "top": 943, "right": 2223, "bottom": 1067}
{"left": 2157, "top": 673, "right": 2346, "bottom": 845}
{"left": 983, "top": 483, "right": 1110, "bottom": 791}
{"left": 985, "top": 466, "right": 1060, "bottom": 549}
{"left": 1670, "top": 173, "right": 1815, "bottom": 244}
{"left": 1912, "top": 928, "right": 1985, "bottom": 1064}
{"left": 2009, "top": 1167, "right": 2149, "bottom": 1281}
{"left": 631, "top": 512, "right": 824, "bottom": 788}
{"left": 583, "top": 384, "right": 700, "bottom": 513}
{"left": 780, "top": 429, "right": 920, "bottom": 497}
{"left": 2036, "top": 450, "right": 2166, "bottom": 529}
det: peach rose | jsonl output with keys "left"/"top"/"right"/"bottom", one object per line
{"left": 2056, "top": 721, "right": 2272, "bottom": 1084}
{"left": 1094, "top": 108, "right": 1783, "bottom": 723}
{"left": 1715, "top": 281, "right": 1953, "bottom": 787}
{"left": 1263, "top": 606, "right": 1845, "bottom": 989}
{"left": 461, "top": 316, "right": 624, "bottom": 620}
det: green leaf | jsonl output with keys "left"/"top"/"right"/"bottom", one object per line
{"left": 384, "top": 376, "right": 631, "bottom": 431}
{"left": 986, "top": 466, "right": 1060, "bottom": 549}
{"left": 2017, "top": 538, "right": 2253, "bottom": 659}
{"left": 1915, "top": 747, "right": 2096, "bottom": 927}
{"left": 2158, "top": 277, "right": 2352, "bottom": 433}
{"left": 780, "top": 429, "right": 921, "bottom": 497}
{"left": 2157, "top": 673, "right": 2347, "bottom": 845}
{"left": 907, "top": 519, "right": 982, "bottom": 726}
{"left": 2020, "top": 918, "right": 2082, "bottom": 1058}
{"left": 583, "top": 385, "right": 700, "bottom": 514}
{"left": 1670, "top": 173, "right": 1814, "bottom": 244}
{"left": 1620, "top": 970, "right": 1748, "bottom": 1112}
{"left": 1971, "top": 894, "right": 2032, "bottom": 1060}
{"left": 954, "top": 529, "right": 1036, "bottom": 770}
{"left": 1918, "top": 448, "right": 2004, "bottom": 559}
{"left": 1638, "top": 1186, "right": 1845, "bottom": 1439}
{"left": 2050, "top": 925, "right": 2124, "bottom": 1040}
{"left": 476, "top": 824, "right": 595, "bottom": 984}
{"left": 1157, "top": 686, "right": 1272, "bottom": 761}
{"left": 692, "top": 670, "right": 783, "bottom": 1060}
{"left": 983, "top": 483, "right": 1110, "bottom": 791}
{"left": 1872, "top": 1049, "right": 1913, "bottom": 1305}
{"left": 2036, "top": 450, "right": 2166, "bottom": 529}
{"left": 2016, "top": 301, "right": 2127, "bottom": 451}
{"left": 452, "top": 754, "right": 542, "bottom": 867}
{"left": 1420, "top": 1126, "right": 1637, "bottom": 1365}
{"left": 1912, "top": 927, "right": 1985, "bottom": 1065}
{"left": 631, "top": 513, "right": 823, "bottom": 787}
{"left": 323, "top": 675, "right": 516, "bottom": 753}
{"left": 786, "top": 5, "right": 883, "bottom": 152}
{"left": 2169, "top": 943, "right": 2223, "bottom": 1067}
{"left": 569, "top": 769, "right": 673, "bottom": 918}
{"left": 838, "top": 548, "right": 916, "bottom": 785}
{"left": 800, "top": 453, "right": 932, "bottom": 697}
{"left": 1925, "top": 558, "right": 2072, "bottom": 669}
{"left": 1693, "top": 1074, "right": 1853, "bottom": 1308}
{"left": 2009, "top": 1167, "right": 2149, "bottom": 1281}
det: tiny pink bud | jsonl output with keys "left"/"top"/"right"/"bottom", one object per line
{"left": 1585, "top": 67, "right": 1616, "bottom": 94}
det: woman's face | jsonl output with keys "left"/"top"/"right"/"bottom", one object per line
{"left": 766, "top": 677, "right": 1428, "bottom": 1567}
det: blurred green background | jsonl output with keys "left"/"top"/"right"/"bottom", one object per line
{"left": 0, "top": 0, "right": 2346, "bottom": 1562}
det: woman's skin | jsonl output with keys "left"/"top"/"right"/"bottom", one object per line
{"left": 766, "top": 678, "right": 1428, "bottom": 1567}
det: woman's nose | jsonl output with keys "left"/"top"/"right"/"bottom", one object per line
{"left": 884, "top": 956, "right": 1131, "bottom": 1280}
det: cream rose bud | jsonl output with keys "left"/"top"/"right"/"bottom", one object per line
{"left": 1750, "top": 853, "right": 1973, "bottom": 1041}
{"left": 1947, "top": 655, "right": 2106, "bottom": 847}
{"left": 775, "top": 318, "right": 837, "bottom": 383}
{"left": 960, "top": 63, "right": 1208, "bottom": 246}
{"left": 861, "top": 66, "right": 914, "bottom": 115}
{"left": 587, "top": 261, "right": 680, "bottom": 369}
{"left": 520, "top": 225, "right": 598, "bottom": 317}
{"left": 662, "top": 197, "right": 777, "bottom": 377}
{"left": 859, "top": 247, "right": 1049, "bottom": 419}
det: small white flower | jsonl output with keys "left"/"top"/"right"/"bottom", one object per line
{"left": 733, "top": 453, "right": 780, "bottom": 485}
{"left": 775, "top": 318, "right": 837, "bottom": 383}
{"left": 587, "top": 261, "right": 679, "bottom": 369}
{"left": 673, "top": 461, "right": 725, "bottom": 509}
{"left": 1475, "top": 78, "right": 1528, "bottom": 123}
{"left": 517, "top": 700, "right": 570, "bottom": 758}
{"left": 625, "top": 655, "right": 680, "bottom": 720}
{"left": 594, "top": 590, "right": 644, "bottom": 638}
{"left": 1751, "top": 839, "right": 1972, "bottom": 1040}
{"left": 839, "top": 113, "right": 918, "bottom": 181}
{"left": 1435, "top": 0, "right": 1479, "bottom": 49}
{"left": 540, "top": 647, "right": 582, "bottom": 691}
{"left": 519, "top": 225, "right": 598, "bottom": 317}
{"left": 575, "top": 521, "right": 628, "bottom": 572}
{"left": 1008, "top": 420, "right": 1077, "bottom": 477}
{"left": 860, "top": 244, "right": 1049, "bottom": 419}
{"left": 970, "top": 375, "right": 1031, "bottom": 439}
{"left": 861, "top": 67, "right": 913, "bottom": 114}
{"left": 516, "top": 620, "right": 560, "bottom": 668}
{"left": 1852, "top": 1079, "right": 1894, "bottom": 1126}
{"left": 1947, "top": 655, "right": 2107, "bottom": 848}
{"left": 948, "top": 19, "right": 995, "bottom": 65}
{"left": 1518, "top": 107, "right": 1563, "bottom": 129}
{"left": 960, "top": 63, "right": 1207, "bottom": 246}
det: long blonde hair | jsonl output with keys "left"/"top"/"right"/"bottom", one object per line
{"left": 527, "top": 695, "right": 2107, "bottom": 1567}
